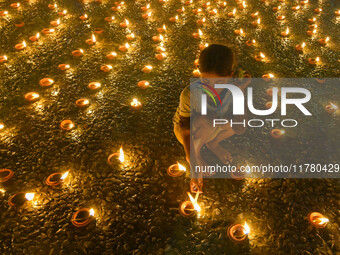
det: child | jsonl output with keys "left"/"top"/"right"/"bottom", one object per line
{"left": 173, "top": 44, "right": 249, "bottom": 193}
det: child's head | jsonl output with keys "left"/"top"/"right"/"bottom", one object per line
{"left": 198, "top": 44, "right": 236, "bottom": 77}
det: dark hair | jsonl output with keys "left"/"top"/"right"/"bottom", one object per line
{"left": 198, "top": 44, "right": 235, "bottom": 76}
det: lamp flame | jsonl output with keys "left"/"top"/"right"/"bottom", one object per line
{"left": 302, "top": 42, "right": 306, "bottom": 48}
{"left": 125, "top": 19, "right": 129, "bottom": 25}
{"left": 330, "top": 102, "right": 338, "bottom": 110}
{"left": 60, "top": 171, "right": 69, "bottom": 180}
{"left": 92, "top": 34, "right": 96, "bottom": 42}
{"left": 243, "top": 222, "right": 250, "bottom": 235}
{"left": 260, "top": 52, "right": 265, "bottom": 59}
{"left": 177, "top": 162, "right": 186, "bottom": 172}
{"left": 198, "top": 29, "right": 203, "bottom": 36}
{"left": 325, "top": 37, "right": 329, "bottom": 42}
{"left": 25, "top": 193, "right": 35, "bottom": 201}
{"left": 315, "top": 57, "right": 320, "bottom": 62}
{"left": 119, "top": 146, "right": 124, "bottom": 162}
{"left": 125, "top": 43, "right": 130, "bottom": 48}
{"left": 315, "top": 218, "right": 329, "bottom": 225}
{"left": 89, "top": 208, "right": 95, "bottom": 216}
{"left": 187, "top": 192, "right": 201, "bottom": 212}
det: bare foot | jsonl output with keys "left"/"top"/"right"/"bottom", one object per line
{"left": 206, "top": 144, "right": 233, "bottom": 164}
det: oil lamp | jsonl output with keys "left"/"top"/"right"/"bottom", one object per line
{"left": 80, "top": 14, "right": 88, "bottom": 20}
{"left": 208, "top": 9, "right": 217, "bottom": 15}
{"left": 41, "top": 28, "right": 55, "bottom": 35}
{"left": 86, "top": 34, "right": 96, "bottom": 45}
{"left": 0, "top": 55, "right": 7, "bottom": 63}
{"left": 176, "top": 7, "right": 185, "bottom": 13}
{"left": 88, "top": 82, "right": 101, "bottom": 90}
{"left": 199, "top": 43, "right": 208, "bottom": 50}
{"left": 292, "top": 6, "right": 300, "bottom": 11}
{"left": 60, "top": 120, "right": 74, "bottom": 131}
{"left": 245, "top": 39, "right": 256, "bottom": 47}
{"left": 72, "top": 49, "right": 83, "bottom": 57}
{"left": 141, "top": 4, "right": 150, "bottom": 12}
{"left": 228, "top": 222, "right": 250, "bottom": 242}
{"left": 255, "top": 52, "right": 266, "bottom": 62}
{"left": 39, "top": 78, "right": 54, "bottom": 87}
{"left": 308, "top": 24, "right": 317, "bottom": 30}
{"left": 301, "top": 0, "right": 308, "bottom": 5}
{"left": 105, "top": 16, "right": 115, "bottom": 22}
{"left": 239, "top": 1, "right": 247, "bottom": 10}
{"left": 157, "top": 24, "right": 166, "bottom": 33}
{"left": 196, "top": 17, "right": 206, "bottom": 26}
{"left": 71, "top": 208, "right": 95, "bottom": 227}
{"left": 14, "top": 41, "right": 26, "bottom": 50}
{"left": 277, "top": 15, "right": 285, "bottom": 21}
{"left": 324, "top": 102, "right": 338, "bottom": 114}
{"left": 270, "top": 129, "right": 285, "bottom": 139}
{"left": 251, "top": 18, "right": 260, "bottom": 27}
{"left": 58, "top": 64, "right": 70, "bottom": 71}
{"left": 167, "top": 162, "right": 186, "bottom": 177}
{"left": 228, "top": 8, "right": 236, "bottom": 17}
{"left": 137, "top": 80, "right": 150, "bottom": 89}
{"left": 58, "top": 10, "right": 67, "bottom": 16}
{"left": 155, "top": 53, "right": 166, "bottom": 61}
{"left": 25, "top": 92, "right": 40, "bottom": 102}
{"left": 9, "top": 192, "right": 35, "bottom": 207}
{"left": 193, "top": 69, "right": 200, "bottom": 77}
{"left": 48, "top": 4, "right": 57, "bottom": 10}
{"left": 29, "top": 33, "right": 40, "bottom": 42}
{"left": 131, "top": 98, "right": 142, "bottom": 109}
{"left": 251, "top": 12, "right": 258, "bottom": 18}
{"left": 335, "top": 10, "right": 340, "bottom": 16}
{"left": 119, "top": 43, "right": 129, "bottom": 52}
{"left": 101, "top": 65, "right": 113, "bottom": 72}
{"left": 0, "top": 11, "right": 8, "bottom": 16}
{"left": 314, "top": 8, "right": 322, "bottom": 14}
{"left": 318, "top": 37, "right": 329, "bottom": 46}
{"left": 156, "top": 46, "right": 166, "bottom": 53}
{"left": 15, "top": 22, "right": 25, "bottom": 28}
{"left": 0, "top": 169, "right": 14, "bottom": 183}
{"left": 10, "top": 3, "right": 20, "bottom": 8}
{"left": 262, "top": 73, "right": 274, "bottom": 81}
{"left": 234, "top": 28, "right": 244, "bottom": 36}
{"left": 94, "top": 28, "right": 104, "bottom": 34}
{"left": 307, "top": 29, "right": 317, "bottom": 36}
{"left": 272, "top": 6, "right": 281, "bottom": 12}
{"left": 152, "top": 34, "right": 164, "bottom": 42}
{"left": 106, "top": 52, "right": 117, "bottom": 59}
{"left": 142, "top": 65, "right": 152, "bottom": 73}
{"left": 308, "top": 212, "right": 329, "bottom": 228}
{"left": 76, "top": 98, "right": 90, "bottom": 107}
{"left": 308, "top": 57, "right": 320, "bottom": 65}
{"left": 45, "top": 171, "right": 69, "bottom": 186}
{"left": 295, "top": 42, "right": 306, "bottom": 52}
{"left": 194, "top": 59, "right": 199, "bottom": 66}
{"left": 169, "top": 15, "right": 178, "bottom": 22}
{"left": 126, "top": 33, "right": 135, "bottom": 41}
{"left": 50, "top": 19, "right": 60, "bottom": 27}
{"left": 119, "top": 19, "right": 129, "bottom": 28}
{"left": 308, "top": 18, "right": 316, "bottom": 23}
{"left": 142, "top": 12, "right": 152, "bottom": 19}
{"left": 219, "top": 2, "right": 227, "bottom": 8}
{"left": 179, "top": 192, "right": 201, "bottom": 217}
{"left": 108, "top": 146, "right": 125, "bottom": 164}
{"left": 281, "top": 27, "right": 289, "bottom": 37}
{"left": 192, "top": 29, "right": 203, "bottom": 39}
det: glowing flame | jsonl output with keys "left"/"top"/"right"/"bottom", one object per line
{"left": 213, "top": 9, "right": 217, "bottom": 14}
{"left": 145, "top": 65, "right": 152, "bottom": 70}
{"left": 111, "top": 52, "right": 117, "bottom": 56}
{"left": 36, "top": 32, "right": 40, "bottom": 38}
{"left": 242, "top": 1, "right": 246, "bottom": 7}
{"left": 125, "top": 19, "right": 129, "bottom": 25}
{"left": 159, "top": 34, "right": 164, "bottom": 41}
{"left": 243, "top": 222, "right": 250, "bottom": 234}
{"left": 198, "top": 29, "right": 203, "bottom": 36}
{"left": 25, "top": 193, "right": 35, "bottom": 201}
{"left": 315, "top": 57, "right": 320, "bottom": 62}
{"left": 233, "top": 8, "right": 236, "bottom": 14}
{"left": 92, "top": 34, "right": 96, "bottom": 42}
{"left": 63, "top": 10, "right": 67, "bottom": 14}
{"left": 260, "top": 52, "right": 265, "bottom": 59}
{"left": 269, "top": 73, "right": 274, "bottom": 78}
{"left": 148, "top": 11, "right": 152, "bottom": 17}
{"left": 3, "top": 55, "right": 7, "bottom": 60}
{"left": 111, "top": 16, "right": 115, "bottom": 20}
{"left": 23, "top": 41, "right": 26, "bottom": 47}
{"left": 175, "top": 15, "right": 178, "bottom": 20}
{"left": 162, "top": 24, "right": 166, "bottom": 30}
{"left": 0, "top": 123, "right": 4, "bottom": 129}
{"left": 329, "top": 103, "right": 338, "bottom": 110}
{"left": 257, "top": 18, "right": 260, "bottom": 24}
{"left": 182, "top": 7, "right": 185, "bottom": 11}
{"left": 49, "top": 29, "right": 55, "bottom": 33}
{"left": 252, "top": 39, "right": 256, "bottom": 44}
{"left": 80, "top": 49, "right": 84, "bottom": 53}
{"left": 177, "top": 162, "right": 186, "bottom": 172}
{"left": 119, "top": 146, "right": 124, "bottom": 162}
{"left": 125, "top": 43, "right": 130, "bottom": 49}
{"left": 60, "top": 171, "right": 69, "bottom": 180}
{"left": 278, "top": 6, "right": 281, "bottom": 10}
{"left": 255, "top": 12, "right": 258, "bottom": 15}
{"left": 131, "top": 98, "right": 142, "bottom": 107}
{"left": 31, "top": 93, "right": 40, "bottom": 99}
{"left": 57, "top": 19, "right": 60, "bottom": 25}
{"left": 187, "top": 192, "right": 201, "bottom": 212}
{"left": 202, "top": 17, "right": 206, "bottom": 22}
{"left": 130, "top": 33, "right": 135, "bottom": 38}
{"left": 240, "top": 28, "right": 244, "bottom": 34}
{"left": 285, "top": 27, "right": 289, "bottom": 34}
{"left": 89, "top": 208, "right": 95, "bottom": 216}
{"left": 325, "top": 37, "right": 329, "bottom": 42}
{"left": 302, "top": 42, "right": 306, "bottom": 48}
{"left": 146, "top": 3, "right": 150, "bottom": 8}
{"left": 0, "top": 188, "right": 5, "bottom": 193}
{"left": 84, "top": 14, "right": 88, "bottom": 18}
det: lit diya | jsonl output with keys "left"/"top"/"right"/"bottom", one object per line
{"left": 324, "top": 102, "right": 338, "bottom": 114}
{"left": 228, "top": 8, "right": 236, "bottom": 17}
{"left": 88, "top": 82, "right": 101, "bottom": 90}
{"left": 292, "top": 6, "right": 300, "bottom": 11}
{"left": 228, "top": 222, "right": 250, "bottom": 242}
{"left": 308, "top": 18, "right": 316, "bottom": 23}
{"left": 155, "top": 53, "right": 166, "bottom": 61}
{"left": 262, "top": 73, "right": 275, "bottom": 81}
{"left": 246, "top": 39, "right": 256, "bottom": 47}
{"left": 250, "top": 12, "right": 258, "bottom": 18}
{"left": 119, "top": 19, "right": 129, "bottom": 28}
{"left": 277, "top": 15, "right": 285, "bottom": 21}
{"left": 58, "top": 10, "right": 67, "bottom": 16}
{"left": 10, "top": 3, "right": 20, "bottom": 9}
{"left": 14, "top": 40, "right": 26, "bottom": 50}
{"left": 80, "top": 14, "right": 88, "bottom": 20}
{"left": 156, "top": 46, "right": 166, "bottom": 53}
{"left": 0, "top": 55, "right": 7, "bottom": 64}
{"left": 131, "top": 98, "right": 142, "bottom": 109}
{"left": 308, "top": 57, "right": 320, "bottom": 65}
{"left": 39, "top": 78, "right": 54, "bottom": 87}
{"left": 281, "top": 27, "right": 289, "bottom": 37}
{"left": 193, "top": 69, "right": 200, "bottom": 77}
{"left": 0, "top": 169, "right": 14, "bottom": 183}
{"left": 169, "top": 15, "right": 178, "bottom": 22}
{"left": 118, "top": 43, "right": 130, "bottom": 52}
{"left": 72, "top": 49, "right": 84, "bottom": 57}
{"left": 126, "top": 33, "right": 135, "bottom": 41}
{"left": 48, "top": 4, "right": 57, "bottom": 10}
{"left": 100, "top": 65, "right": 113, "bottom": 72}
{"left": 177, "top": 7, "right": 185, "bottom": 13}
{"left": 272, "top": 6, "right": 281, "bottom": 12}
{"left": 308, "top": 212, "right": 329, "bottom": 228}
{"left": 29, "top": 33, "right": 40, "bottom": 42}
{"left": 251, "top": 18, "right": 260, "bottom": 27}
{"left": 137, "top": 81, "right": 150, "bottom": 89}
{"left": 192, "top": 29, "right": 203, "bottom": 39}
{"left": 0, "top": 122, "right": 4, "bottom": 130}
{"left": 314, "top": 8, "right": 322, "bottom": 14}
{"left": 142, "top": 65, "right": 152, "bottom": 73}
{"left": 318, "top": 37, "right": 329, "bottom": 46}
{"left": 142, "top": 12, "right": 152, "bottom": 19}
{"left": 0, "top": 11, "right": 8, "bottom": 16}
{"left": 141, "top": 4, "right": 150, "bottom": 12}
{"left": 71, "top": 208, "right": 95, "bottom": 227}
{"left": 255, "top": 52, "right": 266, "bottom": 62}
{"left": 41, "top": 28, "right": 55, "bottom": 35}
{"left": 106, "top": 52, "right": 117, "bottom": 59}
{"left": 179, "top": 192, "right": 201, "bottom": 217}
{"left": 234, "top": 28, "right": 244, "bottom": 36}
{"left": 76, "top": 98, "right": 90, "bottom": 107}
{"left": 58, "top": 64, "right": 70, "bottom": 71}
{"left": 86, "top": 34, "right": 96, "bottom": 45}
{"left": 295, "top": 42, "right": 306, "bottom": 52}
{"left": 301, "top": 0, "right": 309, "bottom": 5}
{"left": 196, "top": 18, "right": 206, "bottom": 26}
{"left": 105, "top": 16, "right": 115, "bottom": 22}
{"left": 157, "top": 24, "right": 166, "bottom": 33}
{"left": 270, "top": 129, "right": 285, "bottom": 139}
{"left": 24, "top": 92, "right": 40, "bottom": 102}
{"left": 335, "top": 10, "right": 340, "bottom": 16}
{"left": 152, "top": 34, "right": 164, "bottom": 42}
{"left": 108, "top": 146, "right": 124, "bottom": 165}
{"left": 219, "top": 2, "right": 227, "bottom": 8}
{"left": 60, "top": 120, "right": 74, "bottom": 131}
{"left": 45, "top": 171, "right": 69, "bottom": 186}
{"left": 50, "top": 19, "right": 60, "bottom": 27}
{"left": 307, "top": 29, "right": 317, "bottom": 36}
{"left": 167, "top": 162, "right": 186, "bottom": 177}
{"left": 208, "top": 9, "right": 217, "bottom": 15}
{"left": 199, "top": 43, "right": 208, "bottom": 50}
{"left": 8, "top": 192, "right": 35, "bottom": 207}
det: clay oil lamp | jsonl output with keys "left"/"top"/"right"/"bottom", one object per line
{"left": 277, "top": 15, "right": 285, "bottom": 21}
{"left": 141, "top": 3, "right": 150, "bottom": 12}
{"left": 199, "top": 43, "right": 208, "bottom": 50}
{"left": 119, "top": 19, "right": 129, "bottom": 28}
{"left": 118, "top": 43, "right": 129, "bottom": 52}
{"left": 308, "top": 17, "right": 316, "bottom": 23}
{"left": 318, "top": 37, "right": 329, "bottom": 46}
{"left": 88, "top": 82, "right": 101, "bottom": 90}
{"left": 0, "top": 55, "right": 7, "bottom": 64}
{"left": 281, "top": 27, "right": 289, "bottom": 37}
{"left": 152, "top": 34, "right": 164, "bottom": 42}
{"left": 251, "top": 12, "right": 258, "bottom": 19}
{"left": 159, "top": 0, "right": 166, "bottom": 4}
{"left": 60, "top": 120, "right": 74, "bottom": 131}
{"left": 272, "top": 6, "right": 281, "bottom": 12}
{"left": 126, "top": 33, "right": 135, "bottom": 41}
{"left": 45, "top": 171, "right": 69, "bottom": 186}
{"left": 0, "top": 169, "right": 14, "bottom": 183}
{"left": 29, "top": 32, "right": 40, "bottom": 42}
{"left": 72, "top": 49, "right": 84, "bottom": 57}
{"left": 270, "top": 129, "right": 285, "bottom": 139}
{"left": 176, "top": 7, "right": 185, "bottom": 13}
{"left": 228, "top": 222, "right": 250, "bottom": 242}
{"left": 255, "top": 52, "right": 266, "bottom": 62}
{"left": 131, "top": 98, "right": 143, "bottom": 109}
{"left": 192, "top": 29, "right": 203, "bottom": 39}
{"left": 58, "top": 64, "right": 70, "bottom": 71}
{"left": 0, "top": 11, "right": 9, "bottom": 17}
{"left": 156, "top": 46, "right": 166, "bottom": 53}
{"left": 185, "top": 0, "right": 193, "bottom": 6}
{"left": 14, "top": 40, "right": 26, "bottom": 50}
{"left": 307, "top": 29, "right": 317, "bottom": 36}
{"left": 9, "top": 192, "right": 35, "bottom": 207}
{"left": 193, "top": 69, "right": 200, "bottom": 77}
{"left": 39, "top": 78, "right": 54, "bottom": 87}
{"left": 41, "top": 28, "right": 55, "bottom": 35}
{"left": 234, "top": 28, "right": 244, "bottom": 36}
{"left": 308, "top": 57, "right": 320, "bottom": 65}
{"left": 179, "top": 192, "right": 201, "bottom": 217}
{"left": 86, "top": 34, "right": 96, "bottom": 45}
{"left": 58, "top": 10, "right": 67, "bottom": 16}
{"left": 220, "top": 2, "right": 227, "bottom": 8}
{"left": 48, "top": 4, "right": 57, "bottom": 10}
{"left": 292, "top": 6, "right": 300, "bottom": 11}
{"left": 167, "top": 162, "right": 186, "bottom": 177}
{"left": 251, "top": 18, "right": 260, "bottom": 27}
{"left": 300, "top": 0, "right": 308, "bottom": 5}
{"left": 80, "top": 14, "right": 88, "bottom": 20}
{"left": 208, "top": 9, "right": 217, "bottom": 15}
{"left": 25, "top": 92, "right": 40, "bottom": 102}
{"left": 335, "top": 10, "right": 340, "bottom": 16}
{"left": 105, "top": 16, "right": 115, "bottom": 22}
{"left": 157, "top": 24, "right": 166, "bottom": 33}
{"left": 238, "top": 1, "right": 247, "bottom": 10}
{"left": 196, "top": 17, "right": 206, "bottom": 26}
{"left": 137, "top": 81, "right": 150, "bottom": 89}
{"left": 228, "top": 8, "right": 236, "bottom": 17}
{"left": 10, "top": 3, "right": 20, "bottom": 9}
{"left": 324, "top": 102, "right": 338, "bottom": 114}
{"left": 15, "top": 22, "right": 25, "bottom": 28}
{"left": 314, "top": 8, "right": 322, "bottom": 14}
{"left": 142, "top": 65, "right": 152, "bottom": 73}
{"left": 94, "top": 28, "right": 104, "bottom": 34}
{"left": 106, "top": 52, "right": 117, "bottom": 60}
{"left": 142, "top": 12, "right": 152, "bottom": 20}
{"left": 71, "top": 208, "right": 95, "bottom": 227}
{"left": 308, "top": 24, "right": 317, "bottom": 30}
{"left": 108, "top": 146, "right": 125, "bottom": 165}
{"left": 308, "top": 212, "right": 329, "bottom": 228}
{"left": 262, "top": 73, "right": 275, "bottom": 81}
{"left": 246, "top": 39, "right": 256, "bottom": 47}
{"left": 76, "top": 98, "right": 90, "bottom": 107}
{"left": 50, "top": 19, "right": 60, "bottom": 27}
{"left": 295, "top": 42, "right": 306, "bottom": 52}
{"left": 194, "top": 59, "right": 199, "bottom": 66}
{"left": 155, "top": 53, "right": 166, "bottom": 61}
{"left": 101, "top": 65, "right": 113, "bottom": 72}
{"left": 169, "top": 15, "right": 178, "bottom": 22}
